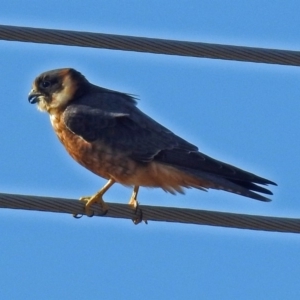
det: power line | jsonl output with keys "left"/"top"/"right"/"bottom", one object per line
{"left": 1, "top": 24, "right": 300, "bottom": 66}
{"left": 0, "top": 193, "right": 299, "bottom": 233}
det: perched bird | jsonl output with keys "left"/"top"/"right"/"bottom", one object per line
{"left": 28, "top": 68, "right": 276, "bottom": 221}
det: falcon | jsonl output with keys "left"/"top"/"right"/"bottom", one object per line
{"left": 28, "top": 68, "right": 276, "bottom": 221}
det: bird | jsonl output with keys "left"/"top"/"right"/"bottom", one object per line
{"left": 28, "top": 68, "right": 276, "bottom": 222}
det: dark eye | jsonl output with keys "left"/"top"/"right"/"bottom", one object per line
{"left": 41, "top": 81, "right": 51, "bottom": 88}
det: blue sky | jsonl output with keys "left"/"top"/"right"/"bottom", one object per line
{"left": 1, "top": 1, "right": 300, "bottom": 299}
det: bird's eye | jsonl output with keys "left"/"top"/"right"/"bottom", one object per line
{"left": 41, "top": 81, "right": 51, "bottom": 88}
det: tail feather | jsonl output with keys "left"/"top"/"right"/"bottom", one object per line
{"left": 177, "top": 166, "right": 272, "bottom": 202}
{"left": 230, "top": 180, "right": 273, "bottom": 195}
{"left": 155, "top": 149, "right": 276, "bottom": 201}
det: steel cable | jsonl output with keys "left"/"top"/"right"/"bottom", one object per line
{"left": 1, "top": 24, "right": 300, "bottom": 65}
{"left": 0, "top": 193, "right": 299, "bottom": 233}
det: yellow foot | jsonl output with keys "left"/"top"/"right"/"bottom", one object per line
{"left": 129, "top": 186, "right": 147, "bottom": 225}
{"left": 129, "top": 201, "right": 145, "bottom": 225}
{"left": 72, "top": 195, "right": 109, "bottom": 218}
{"left": 73, "top": 179, "right": 115, "bottom": 218}
{"left": 81, "top": 195, "right": 109, "bottom": 217}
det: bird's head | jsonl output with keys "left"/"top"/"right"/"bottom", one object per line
{"left": 28, "top": 68, "right": 88, "bottom": 114}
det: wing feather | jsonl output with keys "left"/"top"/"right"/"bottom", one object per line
{"left": 63, "top": 88, "right": 197, "bottom": 161}
{"left": 63, "top": 86, "right": 276, "bottom": 200}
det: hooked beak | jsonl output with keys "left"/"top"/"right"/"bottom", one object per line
{"left": 28, "top": 90, "right": 42, "bottom": 104}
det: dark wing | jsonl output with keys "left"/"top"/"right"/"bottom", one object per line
{"left": 63, "top": 86, "right": 276, "bottom": 201}
{"left": 63, "top": 88, "right": 197, "bottom": 162}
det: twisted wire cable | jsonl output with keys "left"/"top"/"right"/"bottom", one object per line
{"left": 0, "top": 193, "right": 299, "bottom": 233}
{"left": 1, "top": 24, "right": 300, "bottom": 65}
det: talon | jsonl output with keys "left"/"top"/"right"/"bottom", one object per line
{"left": 87, "top": 210, "right": 95, "bottom": 217}
{"left": 129, "top": 186, "right": 147, "bottom": 225}
{"left": 73, "top": 213, "right": 83, "bottom": 219}
{"left": 80, "top": 196, "right": 108, "bottom": 217}
{"left": 75, "top": 179, "right": 115, "bottom": 218}
{"left": 131, "top": 201, "right": 143, "bottom": 225}
{"left": 131, "top": 204, "right": 147, "bottom": 225}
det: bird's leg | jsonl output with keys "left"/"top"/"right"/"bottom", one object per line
{"left": 128, "top": 185, "right": 139, "bottom": 209}
{"left": 78, "top": 178, "right": 115, "bottom": 217}
{"left": 128, "top": 186, "right": 147, "bottom": 225}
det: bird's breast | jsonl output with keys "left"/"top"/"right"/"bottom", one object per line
{"left": 50, "top": 113, "right": 137, "bottom": 180}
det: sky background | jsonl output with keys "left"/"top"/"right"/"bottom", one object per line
{"left": 1, "top": 1, "right": 300, "bottom": 299}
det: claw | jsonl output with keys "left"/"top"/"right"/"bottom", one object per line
{"left": 80, "top": 195, "right": 108, "bottom": 216}
{"left": 129, "top": 186, "right": 147, "bottom": 225}
{"left": 73, "top": 178, "right": 115, "bottom": 219}
{"left": 131, "top": 201, "right": 146, "bottom": 225}
{"left": 73, "top": 213, "right": 83, "bottom": 219}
